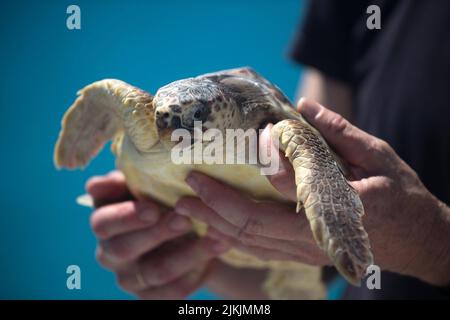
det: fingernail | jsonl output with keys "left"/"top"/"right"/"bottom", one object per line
{"left": 299, "top": 98, "right": 321, "bottom": 119}
{"left": 138, "top": 208, "right": 158, "bottom": 223}
{"left": 169, "top": 215, "right": 191, "bottom": 231}
{"left": 175, "top": 202, "right": 191, "bottom": 217}
{"left": 185, "top": 173, "right": 199, "bottom": 191}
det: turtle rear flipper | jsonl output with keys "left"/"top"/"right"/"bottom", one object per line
{"left": 54, "top": 80, "right": 157, "bottom": 169}
{"left": 272, "top": 119, "right": 373, "bottom": 285}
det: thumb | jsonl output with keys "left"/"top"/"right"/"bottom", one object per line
{"left": 259, "top": 124, "right": 297, "bottom": 202}
{"left": 297, "top": 98, "right": 387, "bottom": 172}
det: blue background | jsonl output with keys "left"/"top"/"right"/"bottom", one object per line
{"left": 0, "top": 0, "right": 306, "bottom": 299}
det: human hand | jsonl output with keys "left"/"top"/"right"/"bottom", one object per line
{"left": 86, "top": 171, "right": 231, "bottom": 299}
{"left": 175, "top": 98, "right": 450, "bottom": 286}
{"left": 175, "top": 171, "right": 330, "bottom": 266}
{"left": 295, "top": 99, "right": 450, "bottom": 286}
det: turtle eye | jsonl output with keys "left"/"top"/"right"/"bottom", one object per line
{"left": 183, "top": 104, "right": 210, "bottom": 128}
{"left": 192, "top": 105, "right": 207, "bottom": 122}
{"left": 193, "top": 109, "right": 202, "bottom": 120}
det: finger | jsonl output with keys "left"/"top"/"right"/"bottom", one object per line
{"left": 180, "top": 175, "right": 310, "bottom": 241}
{"left": 177, "top": 196, "right": 313, "bottom": 244}
{"left": 135, "top": 263, "right": 212, "bottom": 300}
{"left": 349, "top": 176, "right": 393, "bottom": 231}
{"left": 259, "top": 124, "right": 297, "bottom": 201}
{"left": 176, "top": 196, "right": 247, "bottom": 238}
{"left": 207, "top": 227, "right": 326, "bottom": 266}
{"left": 86, "top": 171, "right": 133, "bottom": 207}
{"left": 97, "top": 212, "right": 192, "bottom": 265}
{"left": 90, "top": 200, "right": 160, "bottom": 240}
{"left": 185, "top": 171, "right": 254, "bottom": 227}
{"left": 225, "top": 236, "right": 312, "bottom": 264}
{"left": 178, "top": 197, "right": 315, "bottom": 255}
{"left": 297, "top": 98, "right": 392, "bottom": 173}
{"left": 139, "top": 236, "right": 228, "bottom": 287}
{"left": 176, "top": 196, "right": 308, "bottom": 246}
{"left": 233, "top": 241, "right": 328, "bottom": 266}
{"left": 117, "top": 236, "right": 228, "bottom": 291}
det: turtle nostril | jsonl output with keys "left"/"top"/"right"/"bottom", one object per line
{"left": 156, "top": 110, "right": 170, "bottom": 119}
{"left": 156, "top": 118, "right": 167, "bottom": 129}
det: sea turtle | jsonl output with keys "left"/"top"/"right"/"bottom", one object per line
{"left": 54, "top": 67, "right": 373, "bottom": 299}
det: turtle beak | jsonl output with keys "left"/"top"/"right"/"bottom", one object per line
{"left": 154, "top": 108, "right": 176, "bottom": 148}
{"left": 155, "top": 110, "right": 170, "bottom": 130}
{"left": 155, "top": 111, "right": 183, "bottom": 131}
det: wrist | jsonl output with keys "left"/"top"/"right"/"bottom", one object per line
{"left": 426, "top": 200, "right": 450, "bottom": 286}
{"left": 406, "top": 195, "right": 450, "bottom": 286}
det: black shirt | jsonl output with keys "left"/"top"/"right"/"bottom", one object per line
{"left": 291, "top": 0, "right": 450, "bottom": 299}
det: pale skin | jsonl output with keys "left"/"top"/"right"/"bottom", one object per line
{"left": 87, "top": 70, "right": 450, "bottom": 299}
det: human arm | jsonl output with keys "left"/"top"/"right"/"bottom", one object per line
{"left": 176, "top": 99, "right": 450, "bottom": 287}
{"left": 87, "top": 171, "right": 269, "bottom": 299}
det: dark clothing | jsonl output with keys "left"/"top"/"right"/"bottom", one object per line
{"left": 291, "top": 0, "right": 450, "bottom": 299}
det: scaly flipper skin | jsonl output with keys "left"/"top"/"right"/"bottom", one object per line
{"left": 54, "top": 80, "right": 157, "bottom": 169}
{"left": 271, "top": 119, "right": 373, "bottom": 285}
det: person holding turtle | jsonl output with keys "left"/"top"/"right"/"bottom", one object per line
{"left": 84, "top": 0, "right": 450, "bottom": 299}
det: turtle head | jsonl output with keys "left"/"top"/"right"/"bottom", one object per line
{"left": 153, "top": 78, "right": 242, "bottom": 146}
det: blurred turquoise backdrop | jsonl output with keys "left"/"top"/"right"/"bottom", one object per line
{"left": 0, "top": 0, "right": 304, "bottom": 299}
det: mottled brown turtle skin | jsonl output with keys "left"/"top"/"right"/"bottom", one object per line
{"left": 54, "top": 67, "right": 373, "bottom": 299}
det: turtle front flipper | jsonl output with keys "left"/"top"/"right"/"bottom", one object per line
{"left": 271, "top": 119, "right": 373, "bottom": 285}
{"left": 54, "top": 80, "right": 158, "bottom": 169}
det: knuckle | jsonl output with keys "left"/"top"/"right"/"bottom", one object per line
{"left": 328, "top": 114, "right": 349, "bottom": 135}
{"left": 366, "top": 139, "right": 382, "bottom": 157}
{"left": 243, "top": 216, "right": 264, "bottom": 235}
{"left": 371, "top": 138, "right": 392, "bottom": 156}
{"left": 380, "top": 176, "right": 396, "bottom": 190}
{"left": 90, "top": 210, "right": 109, "bottom": 238}
{"left": 105, "top": 238, "right": 133, "bottom": 261}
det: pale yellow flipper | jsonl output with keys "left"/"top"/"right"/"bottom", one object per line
{"left": 54, "top": 79, "right": 157, "bottom": 169}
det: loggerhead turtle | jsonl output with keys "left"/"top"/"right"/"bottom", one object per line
{"left": 54, "top": 67, "right": 373, "bottom": 299}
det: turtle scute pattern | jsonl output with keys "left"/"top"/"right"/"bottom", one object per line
{"left": 272, "top": 119, "right": 373, "bottom": 285}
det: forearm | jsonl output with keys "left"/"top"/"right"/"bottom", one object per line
{"left": 299, "top": 72, "right": 450, "bottom": 286}
{"left": 297, "top": 68, "right": 353, "bottom": 121}
{"left": 406, "top": 195, "right": 450, "bottom": 286}
{"left": 205, "top": 261, "right": 269, "bottom": 299}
